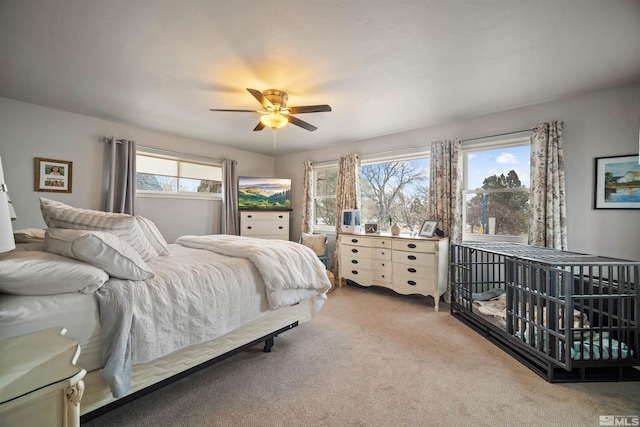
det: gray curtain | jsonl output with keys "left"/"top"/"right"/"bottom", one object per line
{"left": 106, "top": 138, "right": 136, "bottom": 214}
{"left": 428, "top": 139, "right": 463, "bottom": 243}
{"left": 529, "top": 121, "right": 567, "bottom": 249}
{"left": 332, "top": 154, "right": 360, "bottom": 277}
{"left": 221, "top": 159, "right": 239, "bottom": 235}
{"left": 301, "top": 160, "right": 313, "bottom": 234}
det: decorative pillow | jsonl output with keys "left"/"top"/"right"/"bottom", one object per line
{"left": 44, "top": 228, "right": 154, "bottom": 281}
{"left": 40, "top": 197, "right": 158, "bottom": 261}
{"left": 0, "top": 251, "right": 109, "bottom": 295}
{"left": 301, "top": 233, "right": 326, "bottom": 256}
{"left": 10, "top": 242, "right": 46, "bottom": 252}
{"left": 13, "top": 228, "right": 47, "bottom": 243}
{"left": 136, "top": 216, "right": 169, "bottom": 256}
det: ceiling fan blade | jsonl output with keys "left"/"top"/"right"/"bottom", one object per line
{"left": 209, "top": 109, "right": 258, "bottom": 113}
{"left": 285, "top": 115, "right": 317, "bottom": 132}
{"left": 253, "top": 121, "right": 266, "bottom": 131}
{"left": 287, "top": 105, "right": 332, "bottom": 114}
{"left": 246, "top": 88, "right": 273, "bottom": 109}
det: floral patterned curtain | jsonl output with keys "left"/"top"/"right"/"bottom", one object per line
{"left": 333, "top": 154, "right": 360, "bottom": 277}
{"left": 428, "top": 139, "right": 463, "bottom": 243}
{"left": 529, "top": 121, "right": 567, "bottom": 249}
{"left": 301, "top": 160, "right": 313, "bottom": 234}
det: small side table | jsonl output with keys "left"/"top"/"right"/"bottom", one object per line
{"left": 0, "top": 328, "right": 86, "bottom": 427}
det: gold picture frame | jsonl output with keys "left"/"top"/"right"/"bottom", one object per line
{"left": 35, "top": 158, "right": 73, "bottom": 193}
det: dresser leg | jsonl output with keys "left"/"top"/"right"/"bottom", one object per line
{"left": 65, "top": 379, "right": 85, "bottom": 427}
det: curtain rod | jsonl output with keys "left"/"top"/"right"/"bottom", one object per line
{"left": 461, "top": 128, "right": 534, "bottom": 143}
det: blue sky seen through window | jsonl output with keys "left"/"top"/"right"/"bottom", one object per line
{"left": 467, "top": 145, "right": 530, "bottom": 189}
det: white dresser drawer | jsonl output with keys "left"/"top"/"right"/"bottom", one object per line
{"left": 392, "top": 250, "right": 435, "bottom": 267}
{"left": 341, "top": 255, "right": 372, "bottom": 271}
{"left": 242, "top": 221, "right": 288, "bottom": 235}
{"left": 341, "top": 265, "right": 373, "bottom": 285}
{"left": 372, "top": 247, "right": 392, "bottom": 260}
{"left": 241, "top": 211, "right": 288, "bottom": 221}
{"left": 393, "top": 263, "right": 435, "bottom": 279}
{"left": 391, "top": 239, "right": 436, "bottom": 253}
{"left": 372, "top": 260, "right": 392, "bottom": 285}
{"left": 341, "top": 235, "right": 372, "bottom": 247}
{"left": 342, "top": 245, "right": 372, "bottom": 258}
{"left": 392, "top": 275, "right": 436, "bottom": 295}
{"left": 372, "top": 238, "right": 392, "bottom": 248}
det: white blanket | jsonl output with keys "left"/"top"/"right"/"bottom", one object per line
{"left": 176, "top": 234, "right": 331, "bottom": 314}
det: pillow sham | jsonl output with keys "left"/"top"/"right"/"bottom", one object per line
{"left": 0, "top": 251, "right": 109, "bottom": 295}
{"left": 13, "top": 228, "right": 46, "bottom": 243}
{"left": 136, "top": 216, "right": 169, "bottom": 256}
{"left": 40, "top": 197, "right": 158, "bottom": 261}
{"left": 44, "top": 228, "right": 154, "bottom": 281}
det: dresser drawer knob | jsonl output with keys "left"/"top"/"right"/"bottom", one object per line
{"left": 247, "top": 226, "right": 252, "bottom": 229}
{"left": 278, "top": 215, "right": 283, "bottom": 218}
{"left": 351, "top": 239, "right": 359, "bottom": 243}
{"left": 408, "top": 268, "right": 417, "bottom": 273}
{"left": 351, "top": 270, "right": 358, "bottom": 275}
{"left": 407, "top": 280, "right": 417, "bottom": 286}
{"left": 351, "top": 248, "right": 358, "bottom": 253}
{"left": 408, "top": 255, "right": 416, "bottom": 260}
{"left": 408, "top": 243, "right": 417, "bottom": 249}
{"left": 351, "top": 260, "right": 358, "bottom": 264}
{"left": 278, "top": 226, "right": 283, "bottom": 229}
{"left": 247, "top": 215, "right": 253, "bottom": 218}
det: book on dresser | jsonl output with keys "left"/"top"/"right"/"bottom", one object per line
{"left": 240, "top": 210, "right": 291, "bottom": 240}
{"left": 338, "top": 232, "right": 449, "bottom": 311}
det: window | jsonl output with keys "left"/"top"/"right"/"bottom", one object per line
{"left": 136, "top": 150, "right": 222, "bottom": 197}
{"left": 462, "top": 138, "right": 530, "bottom": 242}
{"left": 313, "top": 166, "right": 337, "bottom": 232}
{"left": 359, "top": 155, "right": 430, "bottom": 234}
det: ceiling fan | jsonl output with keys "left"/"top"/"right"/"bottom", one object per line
{"left": 209, "top": 88, "right": 332, "bottom": 133}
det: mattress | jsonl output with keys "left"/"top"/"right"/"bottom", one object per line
{"left": 0, "top": 292, "right": 102, "bottom": 371}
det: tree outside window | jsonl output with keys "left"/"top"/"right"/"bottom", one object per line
{"left": 359, "top": 158, "right": 430, "bottom": 233}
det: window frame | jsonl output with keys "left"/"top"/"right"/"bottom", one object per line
{"left": 461, "top": 136, "right": 530, "bottom": 243}
{"left": 135, "top": 149, "right": 223, "bottom": 200}
{"left": 312, "top": 163, "right": 338, "bottom": 233}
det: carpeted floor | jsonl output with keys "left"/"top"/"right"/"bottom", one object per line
{"left": 84, "top": 285, "right": 640, "bottom": 427}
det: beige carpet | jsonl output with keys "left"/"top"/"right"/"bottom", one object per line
{"left": 84, "top": 285, "right": 640, "bottom": 427}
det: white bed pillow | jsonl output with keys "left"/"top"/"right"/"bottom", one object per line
{"left": 136, "top": 216, "right": 169, "bottom": 256}
{"left": 44, "top": 228, "right": 154, "bottom": 280}
{"left": 0, "top": 250, "right": 109, "bottom": 295}
{"left": 40, "top": 197, "right": 159, "bottom": 261}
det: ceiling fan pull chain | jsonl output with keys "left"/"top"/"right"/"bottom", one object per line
{"left": 273, "top": 129, "right": 277, "bottom": 149}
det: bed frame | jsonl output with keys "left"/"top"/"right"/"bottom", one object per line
{"left": 80, "top": 298, "right": 315, "bottom": 422}
{"left": 450, "top": 242, "right": 640, "bottom": 382}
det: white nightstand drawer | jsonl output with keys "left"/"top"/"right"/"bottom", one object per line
{"left": 241, "top": 211, "right": 288, "bottom": 221}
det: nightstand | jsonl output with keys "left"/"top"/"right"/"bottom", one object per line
{"left": 0, "top": 328, "right": 86, "bottom": 427}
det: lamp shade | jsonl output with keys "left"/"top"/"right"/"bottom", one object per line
{"left": 0, "top": 156, "right": 16, "bottom": 253}
{"left": 260, "top": 113, "right": 288, "bottom": 129}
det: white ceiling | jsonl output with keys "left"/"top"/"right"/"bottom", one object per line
{"left": 1, "top": 1, "right": 640, "bottom": 156}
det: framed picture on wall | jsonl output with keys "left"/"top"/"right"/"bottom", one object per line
{"left": 35, "top": 158, "right": 73, "bottom": 193}
{"left": 594, "top": 154, "right": 640, "bottom": 209}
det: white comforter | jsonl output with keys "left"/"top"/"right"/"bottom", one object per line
{"left": 176, "top": 234, "right": 331, "bottom": 314}
{"left": 97, "top": 237, "right": 330, "bottom": 398}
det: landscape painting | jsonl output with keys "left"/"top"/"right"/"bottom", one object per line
{"left": 238, "top": 177, "right": 292, "bottom": 209}
{"left": 594, "top": 154, "right": 640, "bottom": 209}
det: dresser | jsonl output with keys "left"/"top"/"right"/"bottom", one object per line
{"left": 240, "top": 210, "right": 290, "bottom": 240}
{"left": 338, "top": 233, "right": 449, "bottom": 311}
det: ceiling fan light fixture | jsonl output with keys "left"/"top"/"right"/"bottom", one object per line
{"left": 260, "top": 113, "right": 288, "bottom": 129}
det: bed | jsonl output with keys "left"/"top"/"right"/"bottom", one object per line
{"left": 0, "top": 198, "right": 331, "bottom": 422}
{"left": 450, "top": 242, "right": 640, "bottom": 382}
